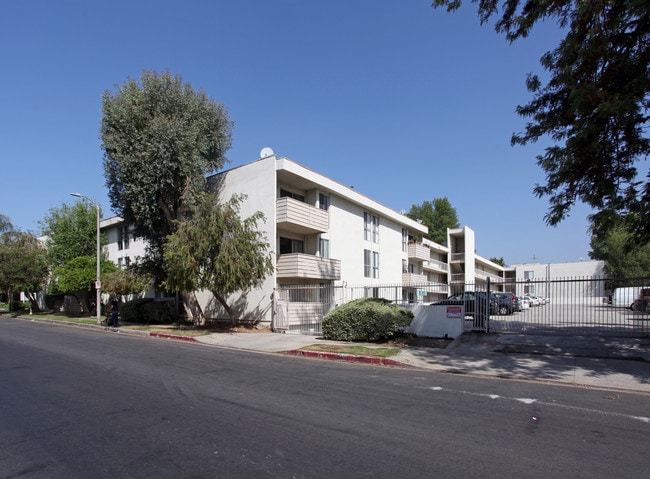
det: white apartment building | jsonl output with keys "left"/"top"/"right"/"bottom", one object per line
{"left": 98, "top": 150, "right": 518, "bottom": 327}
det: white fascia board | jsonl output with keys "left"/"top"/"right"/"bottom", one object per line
{"left": 422, "top": 237, "right": 449, "bottom": 253}
{"left": 276, "top": 157, "right": 428, "bottom": 234}
{"left": 100, "top": 216, "right": 124, "bottom": 229}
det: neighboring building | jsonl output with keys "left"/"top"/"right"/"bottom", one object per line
{"left": 509, "top": 260, "right": 606, "bottom": 302}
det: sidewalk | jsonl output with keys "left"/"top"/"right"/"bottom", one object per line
{"left": 194, "top": 331, "right": 650, "bottom": 393}
{"left": 4, "top": 314, "right": 649, "bottom": 393}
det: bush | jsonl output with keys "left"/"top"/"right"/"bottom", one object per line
{"left": 322, "top": 297, "right": 413, "bottom": 342}
{"left": 119, "top": 298, "right": 176, "bottom": 324}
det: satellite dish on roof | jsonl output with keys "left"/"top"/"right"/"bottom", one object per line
{"left": 260, "top": 147, "right": 274, "bottom": 158}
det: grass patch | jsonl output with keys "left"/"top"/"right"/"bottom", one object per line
{"left": 300, "top": 344, "right": 401, "bottom": 358}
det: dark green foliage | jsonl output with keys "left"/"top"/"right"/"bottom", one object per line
{"left": 433, "top": 1, "right": 650, "bottom": 244}
{"left": 407, "top": 197, "right": 459, "bottom": 244}
{"left": 322, "top": 298, "right": 414, "bottom": 342}
{"left": 119, "top": 298, "right": 176, "bottom": 324}
{"left": 44, "top": 294, "right": 65, "bottom": 311}
{"left": 101, "top": 70, "right": 233, "bottom": 282}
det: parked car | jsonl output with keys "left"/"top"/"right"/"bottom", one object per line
{"left": 632, "top": 288, "right": 650, "bottom": 312}
{"left": 518, "top": 296, "right": 531, "bottom": 310}
{"left": 435, "top": 291, "right": 497, "bottom": 317}
{"left": 492, "top": 292, "right": 520, "bottom": 315}
{"left": 528, "top": 295, "right": 544, "bottom": 306}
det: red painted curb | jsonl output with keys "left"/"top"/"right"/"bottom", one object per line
{"left": 150, "top": 332, "right": 198, "bottom": 342}
{"left": 286, "top": 349, "right": 404, "bottom": 367}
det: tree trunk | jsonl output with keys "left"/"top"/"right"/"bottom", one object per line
{"left": 180, "top": 291, "right": 205, "bottom": 326}
{"left": 213, "top": 292, "right": 236, "bottom": 326}
{"left": 26, "top": 292, "right": 41, "bottom": 313}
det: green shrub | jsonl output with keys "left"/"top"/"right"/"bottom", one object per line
{"left": 119, "top": 298, "right": 176, "bottom": 324}
{"left": 322, "top": 297, "right": 413, "bottom": 342}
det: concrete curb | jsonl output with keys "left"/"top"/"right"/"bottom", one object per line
{"left": 149, "top": 332, "right": 198, "bottom": 342}
{"left": 286, "top": 349, "right": 406, "bottom": 367}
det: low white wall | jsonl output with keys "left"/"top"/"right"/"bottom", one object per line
{"left": 405, "top": 304, "right": 465, "bottom": 338}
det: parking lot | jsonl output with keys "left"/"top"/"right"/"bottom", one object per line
{"left": 488, "top": 300, "right": 650, "bottom": 337}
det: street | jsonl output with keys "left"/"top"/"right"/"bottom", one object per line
{"left": 0, "top": 319, "right": 648, "bottom": 478}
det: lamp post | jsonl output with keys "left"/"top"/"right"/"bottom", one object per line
{"left": 70, "top": 193, "right": 101, "bottom": 322}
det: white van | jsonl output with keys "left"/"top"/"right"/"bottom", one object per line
{"left": 611, "top": 287, "right": 649, "bottom": 309}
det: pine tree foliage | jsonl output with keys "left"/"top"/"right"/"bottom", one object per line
{"left": 433, "top": 1, "right": 650, "bottom": 242}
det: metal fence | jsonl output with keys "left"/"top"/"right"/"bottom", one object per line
{"left": 273, "top": 277, "right": 650, "bottom": 338}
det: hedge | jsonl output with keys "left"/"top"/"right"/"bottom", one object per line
{"left": 322, "top": 297, "right": 413, "bottom": 342}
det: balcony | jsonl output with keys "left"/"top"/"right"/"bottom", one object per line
{"left": 422, "top": 259, "right": 448, "bottom": 272}
{"left": 407, "top": 243, "right": 430, "bottom": 262}
{"left": 276, "top": 197, "right": 328, "bottom": 234}
{"left": 402, "top": 272, "right": 428, "bottom": 286}
{"left": 450, "top": 253, "right": 465, "bottom": 263}
{"left": 276, "top": 253, "right": 341, "bottom": 280}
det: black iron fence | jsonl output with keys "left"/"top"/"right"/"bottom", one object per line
{"left": 274, "top": 277, "right": 650, "bottom": 337}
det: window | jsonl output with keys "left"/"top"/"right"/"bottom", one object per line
{"left": 402, "top": 259, "right": 408, "bottom": 273}
{"left": 319, "top": 193, "right": 329, "bottom": 211}
{"left": 280, "top": 189, "right": 305, "bottom": 202}
{"left": 117, "top": 226, "right": 130, "bottom": 250}
{"left": 372, "top": 216, "right": 379, "bottom": 243}
{"left": 364, "top": 212, "right": 371, "bottom": 241}
{"left": 372, "top": 251, "right": 379, "bottom": 279}
{"left": 279, "top": 237, "right": 304, "bottom": 254}
{"left": 364, "top": 249, "right": 371, "bottom": 278}
{"left": 364, "top": 212, "right": 379, "bottom": 243}
{"left": 319, "top": 237, "right": 329, "bottom": 258}
{"left": 524, "top": 270, "right": 534, "bottom": 280}
{"left": 402, "top": 228, "right": 408, "bottom": 252}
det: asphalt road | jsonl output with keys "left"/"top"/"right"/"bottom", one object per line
{"left": 1, "top": 319, "right": 648, "bottom": 478}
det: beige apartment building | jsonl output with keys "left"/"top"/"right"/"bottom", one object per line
{"left": 100, "top": 150, "right": 513, "bottom": 328}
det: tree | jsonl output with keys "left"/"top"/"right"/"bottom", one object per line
{"left": 589, "top": 226, "right": 650, "bottom": 279}
{"left": 101, "top": 70, "right": 233, "bottom": 320}
{"left": 40, "top": 201, "right": 102, "bottom": 268}
{"left": 0, "top": 214, "right": 13, "bottom": 234}
{"left": 50, "top": 256, "right": 118, "bottom": 312}
{"left": 163, "top": 194, "right": 274, "bottom": 326}
{"left": 407, "top": 197, "right": 460, "bottom": 244}
{"left": 490, "top": 257, "right": 506, "bottom": 267}
{"left": 0, "top": 231, "right": 49, "bottom": 312}
{"left": 102, "top": 267, "right": 152, "bottom": 299}
{"left": 433, "top": 1, "right": 650, "bottom": 242}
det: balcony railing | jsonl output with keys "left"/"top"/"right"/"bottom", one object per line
{"left": 407, "top": 243, "right": 430, "bottom": 262}
{"left": 402, "top": 272, "right": 428, "bottom": 285}
{"left": 276, "top": 197, "right": 328, "bottom": 234}
{"left": 450, "top": 253, "right": 465, "bottom": 262}
{"left": 276, "top": 253, "right": 341, "bottom": 280}
{"left": 422, "top": 259, "right": 448, "bottom": 272}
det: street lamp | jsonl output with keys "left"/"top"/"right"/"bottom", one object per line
{"left": 70, "top": 193, "right": 101, "bottom": 322}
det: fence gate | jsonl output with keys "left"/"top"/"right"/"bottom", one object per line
{"left": 273, "top": 285, "right": 342, "bottom": 335}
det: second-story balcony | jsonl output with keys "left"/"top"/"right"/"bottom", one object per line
{"left": 276, "top": 197, "right": 328, "bottom": 234}
{"left": 422, "top": 258, "right": 448, "bottom": 273}
{"left": 276, "top": 253, "right": 341, "bottom": 281}
{"left": 407, "top": 243, "right": 430, "bottom": 262}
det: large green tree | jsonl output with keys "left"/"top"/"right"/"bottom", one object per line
{"left": 0, "top": 231, "right": 49, "bottom": 312}
{"left": 163, "top": 194, "right": 274, "bottom": 325}
{"left": 101, "top": 71, "right": 233, "bottom": 279}
{"left": 40, "top": 201, "right": 102, "bottom": 268}
{"left": 589, "top": 226, "right": 650, "bottom": 279}
{"left": 433, "top": 1, "right": 650, "bottom": 242}
{"left": 407, "top": 197, "right": 460, "bottom": 244}
{"left": 50, "top": 256, "right": 118, "bottom": 313}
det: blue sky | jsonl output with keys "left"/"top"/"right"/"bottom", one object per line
{"left": 0, "top": 0, "right": 594, "bottom": 265}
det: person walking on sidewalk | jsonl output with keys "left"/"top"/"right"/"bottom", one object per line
{"left": 110, "top": 299, "right": 119, "bottom": 328}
